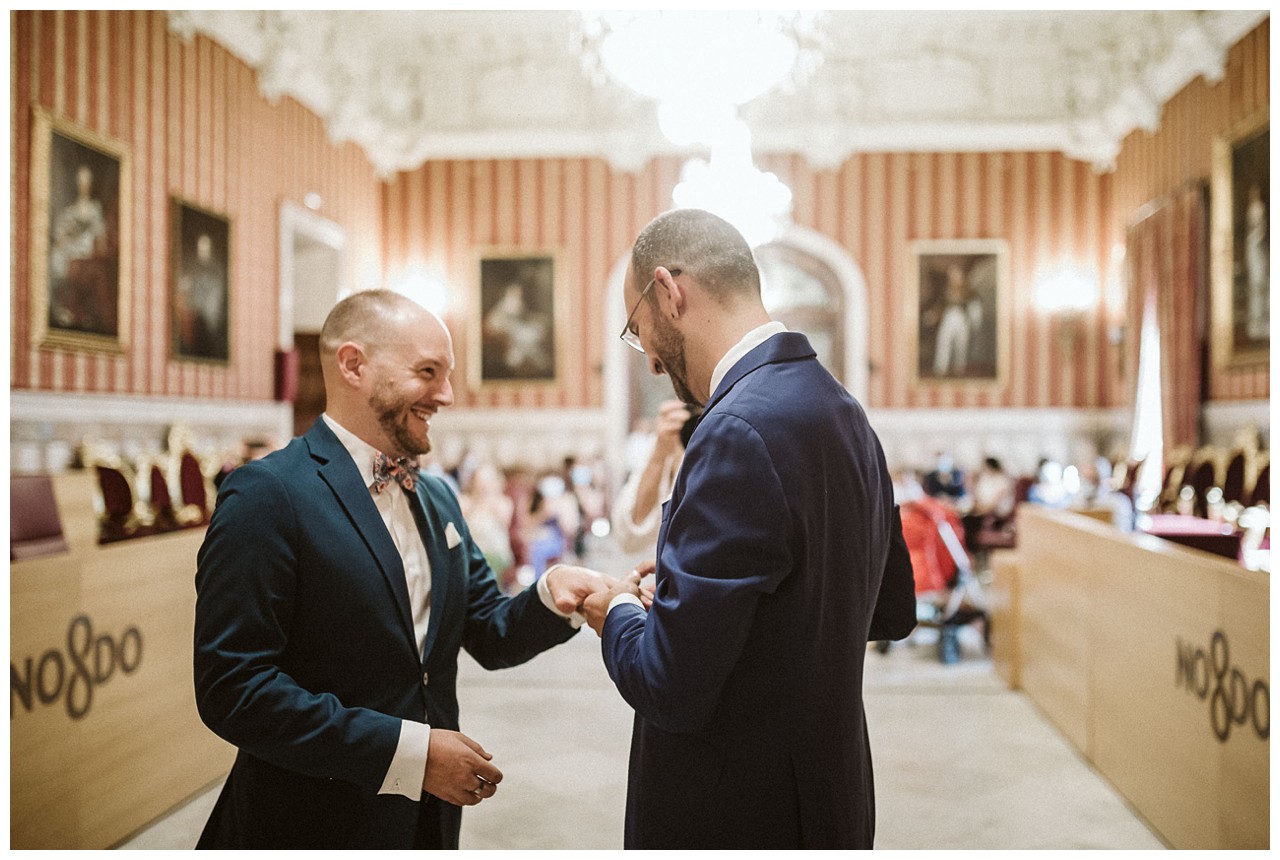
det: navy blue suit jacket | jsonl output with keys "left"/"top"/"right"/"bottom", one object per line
{"left": 601, "top": 332, "right": 916, "bottom": 849}
{"left": 193, "top": 418, "right": 577, "bottom": 848}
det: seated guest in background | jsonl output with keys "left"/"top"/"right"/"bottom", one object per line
{"left": 612, "top": 399, "right": 698, "bottom": 554}
{"left": 1028, "top": 458, "right": 1069, "bottom": 508}
{"left": 193, "top": 289, "right": 608, "bottom": 849}
{"left": 962, "top": 456, "right": 1016, "bottom": 547}
{"left": 923, "top": 449, "right": 967, "bottom": 506}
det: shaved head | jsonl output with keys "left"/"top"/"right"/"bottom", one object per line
{"left": 320, "top": 289, "right": 435, "bottom": 359}
{"left": 630, "top": 208, "right": 761, "bottom": 303}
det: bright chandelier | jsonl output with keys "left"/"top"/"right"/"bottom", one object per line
{"left": 580, "top": 11, "right": 822, "bottom": 246}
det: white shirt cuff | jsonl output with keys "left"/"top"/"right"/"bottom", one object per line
{"left": 607, "top": 592, "right": 645, "bottom": 614}
{"left": 538, "top": 564, "right": 599, "bottom": 628}
{"left": 378, "top": 720, "right": 431, "bottom": 800}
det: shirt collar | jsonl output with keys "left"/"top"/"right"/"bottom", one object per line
{"left": 322, "top": 413, "right": 382, "bottom": 490}
{"left": 708, "top": 321, "right": 787, "bottom": 401}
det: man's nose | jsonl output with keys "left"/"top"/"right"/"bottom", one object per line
{"left": 649, "top": 356, "right": 666, "bottom": 377}
{"left": 436, "top": 377, "right": 455, "bottom": 407}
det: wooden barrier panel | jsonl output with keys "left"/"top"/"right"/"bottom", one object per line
{"left": 10, "top": 526, "right": 234, "bottom": 849}
{"left": 1007, "top": 507, "right": 1269, "bottom": 849}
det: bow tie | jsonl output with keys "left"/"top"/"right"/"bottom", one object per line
{"left": 372, "top": 452, "right": 419, "bottom": 494}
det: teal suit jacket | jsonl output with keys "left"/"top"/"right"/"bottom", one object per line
{"left": 194, "top": 418, "right": 576, "bottom": 848}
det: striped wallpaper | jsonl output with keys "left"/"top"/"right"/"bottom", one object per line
{"left": 10, "top": 10, "right": 382, "bottom": 400}
{"left": 1111, "top": 19, "right": 1270, "bottom": 404}
{"left": 384, "top": 151, "right": 1116, "bottom": 411}
{"left": 11, "top": 13, "right": 1268, "bottom": 415}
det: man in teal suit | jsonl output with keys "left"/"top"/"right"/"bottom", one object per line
{"left": 581, "top": 209, "right": 917, "bottom": 848}
{"left": 194, "top": 290, "right": 604, "bottom": 848}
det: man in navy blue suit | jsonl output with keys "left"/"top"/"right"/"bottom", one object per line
{"left": 580, "top": 209, "right": 917, "bottom": 848}
{"left": 194, "top": 289, "right": 606, "bottom": 849}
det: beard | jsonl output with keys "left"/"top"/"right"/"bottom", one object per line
{"left": 369, "top": 381, "right": 432, "bottom": 457}
{"left": 650, "top": 313, "right": 698, "bottom": 406}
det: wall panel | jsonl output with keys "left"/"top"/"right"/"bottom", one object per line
{"left": 10, "top": 11, "right": 382, "bottom": 400}
{"left": 387, "top": 148, "right": 1113, "bottom": 410}
{"left": 1111, "top": 19, "right": 1269, "bottom": 403}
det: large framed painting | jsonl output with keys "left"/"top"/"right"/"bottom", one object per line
{"left": 170, "top": 199, "right": 231, "bottom": 363}
{"left": 29, "top": 108, "right": 131, "bottom": 353}
{"left": 473, "top": 251, "right": 561, "bottom": 385}
{"left": 908, "top": 239, "right": 1009, "bottom": 387}
{"left": 1211, "top": 109, "right": 1269, "bottom": 370}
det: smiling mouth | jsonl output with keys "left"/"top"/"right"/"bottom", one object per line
{"left": 411, "top": 408, "right": 433, "bottom": 425}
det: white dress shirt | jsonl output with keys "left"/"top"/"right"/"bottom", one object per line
{"left": 323, "top": 414, "right": 578, "bottom": 800}
{"left": 606, "top": 321, "right": 788, "bottom": 616}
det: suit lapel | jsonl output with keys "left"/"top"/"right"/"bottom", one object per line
{"left": 408, "top": 480, "right": 451, "bottom": 661}
{"left": 305, "top": 420, "right": 418, "bottom": 652}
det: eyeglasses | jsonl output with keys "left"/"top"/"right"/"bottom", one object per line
{"left": 619, "top": 268, "right": 680, "bottom": 354}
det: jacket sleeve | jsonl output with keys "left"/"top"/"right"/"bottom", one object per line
{"left": 602, "top": 412, "right": 791, "bottom": 734}
{"left": 868, "top": 504, "right": 917, "bottom": 641}
{"left": 193, "top": 464, "right": 401, "bottom": 792}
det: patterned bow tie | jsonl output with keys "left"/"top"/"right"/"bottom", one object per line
{"left": 372, "top": 452, "right": 419, "bottom": 494}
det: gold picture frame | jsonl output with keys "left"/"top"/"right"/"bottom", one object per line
{"left": 170, "top": 198, "right": 232, "bottom": 364}
{"left": 1211, "top": 109, "right": 1269, "bottom": 370}
{"left": 471, "top": 249, "right": 564, "bottom": 387}
{"left": 29, "top": 107, "right": 131, "bottom": 354}
{"left": 907, "top": 238, "right": 1010, "bottom": 388}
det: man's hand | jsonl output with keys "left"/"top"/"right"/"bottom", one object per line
{"left": 633, "top": 559, "right": 657, "bottom": 610}
{"left": 422, "top": 729, "right": 503, "bottom": 807}
{"left": 582, "top": 570, "right": 644, "bottom": 636}
{"left": 652, "top": 399, "right": 692, "bottom": 460}
{"left": 544, "top": 564, "right": 609, "bottom": 616}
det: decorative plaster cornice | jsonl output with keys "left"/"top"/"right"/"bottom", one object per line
{"left": 167, "top": 10, "right": 1268, "bottom": 177}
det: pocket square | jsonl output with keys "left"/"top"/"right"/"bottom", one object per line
{"left": 444, "top": 522, "right": 462, "bottom": 549}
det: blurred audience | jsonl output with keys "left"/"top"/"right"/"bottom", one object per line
{"left": 962, "top": 456, "right": 1016, "bottom": 547}
{"left": 923, "top": 450, "right": 967, "bottom": 507}
{"left": 459, "top": 463, "right": 516, "bottom": 587}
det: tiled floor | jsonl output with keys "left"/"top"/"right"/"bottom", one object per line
{"left": 119, "top": 622, "right": 1165, "bottom": 850}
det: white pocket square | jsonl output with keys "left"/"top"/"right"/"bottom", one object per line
{"left": 444, "top": 522, "right": 462, "bottom": 549}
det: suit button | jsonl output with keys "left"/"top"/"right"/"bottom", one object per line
{"left": 422, "top": 672, "right": 429, "bottom": 687}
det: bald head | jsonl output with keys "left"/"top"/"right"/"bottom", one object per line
{"left": 630, "top": 209, "right": 761, "bottom": 304}
{"left": 320, "top": 289, "right": 441, "bottom": 359}
{"left": 319, "top": 289, "right": 455, "bottom": 457}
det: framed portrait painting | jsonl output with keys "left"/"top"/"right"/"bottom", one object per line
{"left": 1211, "top": 109, "right": 1269, "bottom": 370}
{"left": 908, "top": 239, "right": 1009, "bottom": 387}
{"left": 29, "top": 108, "right": 131, "bottom": 353}
{"left": 170, "top": 199, "right": 231, "bottom": 363}
{"left": 473, "top": 251, "right": 560, "bottom": 385}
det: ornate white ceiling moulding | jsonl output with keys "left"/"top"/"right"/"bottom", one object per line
{"left": 168, "top": 10, "right": 1268, "bottom": 178}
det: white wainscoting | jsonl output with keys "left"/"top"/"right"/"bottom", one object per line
{"left": 10, "top": 391, "right": 291, "bottom": 473}
{"left": 1201, "top": 399, "right": 1270, "bottom": 449}
{"left": 432, "top": 406, "right": 1133, "bottom": 485}
{"left": 11, "top": 395, "right": 1266, "bottom": 486}
{"left": 864, "top": 407, "right": 1132, "bottom": 476}
{"left": 428, "top": 408, "right": 612, "bottom": 476}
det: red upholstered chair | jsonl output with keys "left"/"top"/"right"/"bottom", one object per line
{"left": 94, "top": 464, "right": 138, "bottom": 543}
{"left": 177, "top": 451, "right": 210, "bottom": 526}
{"left": 1222, "top": 451, "right": 1248, "bottom": 507}
{"left": 148, "top": 461, "right": 180, "bottom": 533}
{"left": 10, "top": 474, "right": 69, "bottom": 560}
{"left": 1249, "top": 460, "right": 1270, "bottom": 508}
{"left": 1183, "top": 457, "right": 1219, "bottom": 519}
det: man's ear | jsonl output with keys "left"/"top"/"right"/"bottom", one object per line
{"left": 655, "top": 266, "right": 686, "bottom": 320}
{"left": 334, "top": 342, "right": 367, "bottom": 387}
